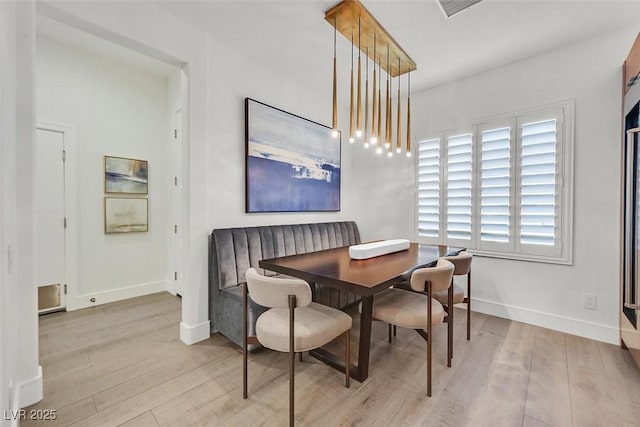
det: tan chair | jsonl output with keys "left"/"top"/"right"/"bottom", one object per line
{"left": 369, "top": 259, "right": 454, "bottom": 396}
{"left": 243, "top": 268, "right": 351, "bottom": 426}
{"left": 432, "top": 251, "right": 473, "bottom": 340}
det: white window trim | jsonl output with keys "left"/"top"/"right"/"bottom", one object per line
{"left": 414, "top": 99, "right": 574, "bottom": 265}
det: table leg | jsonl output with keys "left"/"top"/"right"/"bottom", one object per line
{"left": 356, "top": 295, "right": 374, "bottom": 381}
{"left": 308, "top": 295, "right": 374, "bottom": 383}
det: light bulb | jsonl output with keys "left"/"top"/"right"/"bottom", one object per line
{"left": 331, "top": 129, "right": 339, "bottom": 139}
{"left": 355, "top": 129, "right": 363, "bottom": 138}
{"left": 349, "top": 136, "right": 355, "bottom": 144}
{"left": 370, "top": 136, "right": 378, "bottom": 145}
{"left": 387, "top": 151, "right": 393, "bottom": 158}
{"left": 364, "top": 142, "right": 370, "bottom": 149}
{"left": 396, "top": 147, "right": 401, "bottom": 154}
{"left": 376, "top": 147, "right": 383, "bottom": 154}
{"left": 384, "top": 142, "right": 390, "bottom": 149}
{"left": 406, "top": 151, "right": 412, "bottom": 158}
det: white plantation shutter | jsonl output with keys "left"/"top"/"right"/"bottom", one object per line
{"left": 518, "top": 117, "right": 560, "bottom": 253}
{"left": 417, "top": 138, "right": 441, "bottom": 239}
{"left": 414, "top": 102, "right": 572, "bottom": 264}
{"left": 446, "top": 133, "right": 473, "bottom": 241}
{"left": 480, "top": 126, "right": 512, "bottom": 248}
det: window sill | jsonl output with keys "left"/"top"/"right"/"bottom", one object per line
{"left": 467, "top": 249, "right": 573, "bottom": 266}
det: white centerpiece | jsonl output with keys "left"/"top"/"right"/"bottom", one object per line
{"left": 348, "top": 239, "right": 411, "bottom": 260}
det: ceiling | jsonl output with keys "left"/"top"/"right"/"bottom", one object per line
{"left": 36, "top": 14, "right": 176, "bottom": 78}
{"left": 152, "top": 0, "right": 640, "bottom": 92}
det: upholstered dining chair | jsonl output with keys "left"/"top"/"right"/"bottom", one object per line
{"left": 432, "top": 251, "right": 473, "bottom": 340}
{"left": 243, "top": 268, "right": 352, "bottom": 426}
{"left": 369, "top": 259, "right": 455, "bottom": 396}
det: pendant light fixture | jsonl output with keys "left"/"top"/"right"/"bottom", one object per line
{"left": 331, "top": 17, "right": 339, "bottom": 139}
{"left": 370, "top": 33, "right": 378, "bottom": 146}
{"left": 364, "top": 47, "right": 370, "bottom": 148}
{"left": 406, "top": 70, "right": 412, "bottom": 157}
{"left": 396, "top": 58, "right": 402, "bottom": 154}
{"left": 324, "top": 0, "right": 416, "bottom": 159}
{"left": 355, "top": 16, "right": 363, "bottom": 139}
{"left": 349, "top": 33, "right": 355, "bottom": 144}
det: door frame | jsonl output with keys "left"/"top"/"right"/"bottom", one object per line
{"left": 35, "top": 121, "right": 77, "bottom": 310}
{"left": 172, "top": 107, "right": 184, "bottom": 297}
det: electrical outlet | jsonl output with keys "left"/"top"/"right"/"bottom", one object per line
{"left": 583, "top": 294, "right": 597, "bottom": 310}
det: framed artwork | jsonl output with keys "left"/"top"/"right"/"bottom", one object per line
{"left": 104, "top": 155, "right": 148, "bottom": 194}
{"left": 245, "top": 98, "right": 341, "bottom": 212}
{"left": 104, "top": 197, "right": 148, "bottom": 233}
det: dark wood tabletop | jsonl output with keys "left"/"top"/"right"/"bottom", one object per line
{"left": 258, "top": 242, "right": 465, "bottom": 382}
{"left": 259, "top": 243, "right": 464, "bottom": 297}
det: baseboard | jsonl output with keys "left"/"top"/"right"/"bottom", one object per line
{"left": 72, "top": 280, "right": 168, "bottom": 310}
{"left": 6, "top": 366, "right": 43, "bottom": 426}
{"left": 18, "top": 366, "right": 42, "bottom": 408}
{"left": 472, "top": 298, "right": 618, "bottom": 345}
{"left": 180, "top": 320, "right": 210, "bottom": 345}
{"left": 165, "top": 280, "right": 177, "bottom": 296}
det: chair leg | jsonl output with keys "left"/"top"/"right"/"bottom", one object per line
{"left": 288, "top": 295, "right": 297, "bottom": 427}
{"left": 393, "top": 325, "right": 397, "bottom": 337}
{"left": 345, "top": 330, "right": 350, "bottom": 389}
{"left": 427, "top": 281, "right": 432, "bottom": 397}
{"left": 388, "top": 323, "right": 393, "bottom": 343}
{"left": 447, "top": 282, "right": 453, "bottom": 368}
{"left": 467, "top": 271, "right": 471, "bottom": 341}
{"left": 299, "top": 352, "right": 303, "bottom": 363}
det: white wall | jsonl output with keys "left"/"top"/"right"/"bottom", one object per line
{"left": 205, "top": 30, "right": 413, "bottom": 242}
{"left": 0, "top": 0, "right": 42, "bottom": 421}
{"left": 36, "top": 37, "right": 171, "bottom": 309}
{"left": 411, "top": 28, "right": 638, "bottom": 344}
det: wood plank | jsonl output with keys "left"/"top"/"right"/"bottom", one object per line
{"left": 567, "top": 362, "right": 623, "bottom": 427}
{"left": 525, "top": 341, "right": 572, "bottom": 427}
{"left": 566, "top": 333, "right": 605, "bottom": 371}
{"left": 117, "top": 411, "right": 159, "bottom": 427}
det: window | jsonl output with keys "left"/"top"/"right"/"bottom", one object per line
{"left": 415, "top": 101, "right": 573, "bottom": 264}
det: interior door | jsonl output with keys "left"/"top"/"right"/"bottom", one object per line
{"left": 35, "top": 127, "right": 66, "bottom": 313}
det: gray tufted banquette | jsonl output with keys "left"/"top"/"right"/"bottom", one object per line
{"left": 209, "top": 221, "right": 361, "bottom": 348}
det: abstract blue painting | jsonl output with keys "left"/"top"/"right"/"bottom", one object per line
{"left": 245, "top": 98, "right": 341, "bottom": 212}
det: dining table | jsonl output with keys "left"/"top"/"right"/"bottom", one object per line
{"left": 259, "top": 242, "right": 464, "bottom": 382}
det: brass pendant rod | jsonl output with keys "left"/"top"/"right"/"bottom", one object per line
{"left": 349, "top": 33, "right": 355, "bottom": 143}
{"left": 364, "top": 46, "right": 369, "bottom": 145}
{"left": 356, "top": 15, "right": 362, "bottom": 137}
{"left": 386, "top": 46, "right": 392, "bottom": 151}
{"left": 406, "top": 70, "right": 412, "bottom": 157}
{"left": 396, "top": 58, "right": 401, "bottom": 153}
{"left": 371, "top": 32, "right": 378, "bottom": 144}
{"left": 377, "top": 57, "right": 382, "bottom": 152}
{"left": 332, "top": 16, "right": 338, "bottom": 136}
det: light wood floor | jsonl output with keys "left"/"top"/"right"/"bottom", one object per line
{"left": 24, "top": 292, "right": 640, "bottom": 427}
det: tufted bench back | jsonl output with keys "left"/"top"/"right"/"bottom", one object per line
{"left": 211, "top": 222, "right": 360, "bottom": 291}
